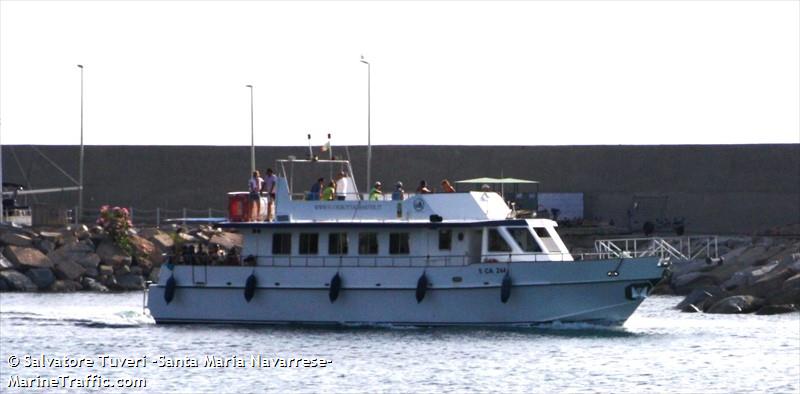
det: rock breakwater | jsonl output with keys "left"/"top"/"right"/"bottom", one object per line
{"left": 0, "top": 224, "right": 242, "bottom": 293}
{"left": 655, "top": 236, "right": 800, "bottom": 315}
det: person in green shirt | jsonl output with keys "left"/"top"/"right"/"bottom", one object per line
{"left": 369, "top": 181, "right": 383, "bottom": 201}
{"left": 321, "top": 181, "right": 336, "bottom": 201}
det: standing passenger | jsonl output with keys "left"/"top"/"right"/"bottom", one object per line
{"left": 321, "top": 181, "right": 336, "bottom": 201}
{"left": 369, "top": 181, "right": 383, "bottom": 201}
{"left": 309, "top": 177, "right": 324, "bottom": 200}
{"left": 392, "top": 182, "right": 405, "bottom": 201}
{"left": 335, "top": 171, "right": 350, "bottom": 200}
{"left": 248, "top": 171, "right": 264, "bottom": 221}
{"left": 263, "top": 168, "right": 278, "bottom": 221}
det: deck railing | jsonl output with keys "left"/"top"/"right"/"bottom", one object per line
{"left": 594, "top": 236, "right": 718, "bottom": 261}
{"left": 170, "top": 250, "right": 653, "bottom": 269}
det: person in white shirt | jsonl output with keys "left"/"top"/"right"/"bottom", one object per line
{"left": 263, "top": 168, "right": 278, "bottom": 221}
{"left": 335, "top": 171, "right": 350, "bottom": 201}
{"left": 248, "top": 171, "right": 264, "bottom": 221}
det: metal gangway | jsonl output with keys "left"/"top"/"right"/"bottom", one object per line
{"left": 594, "top": 236, "right": 719, "bottom": 262}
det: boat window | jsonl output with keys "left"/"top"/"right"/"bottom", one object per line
{"left": 507, "top": 227, "right": 542, "bottom": 252}
{"left": 533, "top": 227, "right": 560, "bottom": 252}
{"left": 272, "top": 233, "right": 292, "bottom": 255}
{"left": 438, "top": 229, "right": 452, "bottom": 250}
{"left": 358, "top": 233, "right": 379, "bottom": 255}
{"left": 299, "top": 233, "right": 318, "bottom": 255}
{"left": 487, "top": 229, "right": 511, "bottom": 252}
{"left": 389, "top": 233, "right": 410, "bottom": 255}
{"left": 328, "top": 233, "right": 349, "bottom": 255}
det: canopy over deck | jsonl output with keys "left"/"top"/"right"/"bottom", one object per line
{"left": 456, "top": 177, "right": 539, "bottom": 184}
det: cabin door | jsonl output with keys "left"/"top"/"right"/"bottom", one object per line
{"left": 467, "top": 230, "right": 482, "bottom": 264}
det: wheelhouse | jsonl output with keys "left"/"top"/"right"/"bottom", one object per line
{"left": 227, "top": 219, "right": 572, "bottom": 267}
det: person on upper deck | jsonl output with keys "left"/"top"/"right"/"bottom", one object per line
{"left": 417, "top": 180, "right": 432, "bottom": 194}
{"left": 369, "top": 181, "right": 383, "bottom": 201}
{"left": 248, "top": 171, "right": 264, "bottom": 221}
{"left": 441, "top": 179, "right": 456, "bottom": 193}
{"left": 321, "top": 181, "right": 336, "bottom": 201}
{"left": 335, "top": 171, "right": 350, "bottom": 200}
{"left": 392, "top": 182, "right": 405, "bottom": 201}
{"left": 263, "top": 168, "right": 278, "bottom": 221}
{"left": 308, "top": 177, "right": 324, "bottom": 200}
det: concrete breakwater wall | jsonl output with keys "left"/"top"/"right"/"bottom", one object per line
{"left": 2, "top": 144, "right": 798, "bottom": 233}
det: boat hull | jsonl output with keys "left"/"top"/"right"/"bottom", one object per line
{"left": 146, "top": 258, "right": 666, "bottom": 327}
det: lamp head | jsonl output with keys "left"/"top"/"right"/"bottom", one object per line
{"left": 245, "top": 84, "right": 253, "bottom": 88}
{"left": 77, "top": 64, "right": 83, "bottom": 68}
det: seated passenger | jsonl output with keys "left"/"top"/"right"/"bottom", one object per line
{"left": 417, "top": 180, "right": 432, "bottom": 194}
{"left": 321, "top": 181, "right": 336, "bottom": 201}
{"left": 441, "top": 179, "right": 456, "bottom": 193}
{"left": 369, "top": 181, "right": 383, "bottom": 201}
{"left": 392, "top": 182, "right": 405, "bottom": 201}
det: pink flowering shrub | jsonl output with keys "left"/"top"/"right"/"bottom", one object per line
{"left": 97, "top": 205, "right": 134, "bottom": 255}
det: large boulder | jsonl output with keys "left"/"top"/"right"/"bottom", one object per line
{"left": 706, "top": 295, "right": 764, "bottom": 314}
{"left": 747, "top": 266, "right": 795, "bottom": 299}
{"left": 670, "top": 259, "right": 718, "bottom": 277}
{"left": 130, "top": 235, "right": 162, "bottom": 265}
{"left": 0, "top": 252, "right": 14, "bottom": 270}
{"left": 755, "top": 304, "right": 798, "bottom": 315}
{"left": 209, "top": 232, "right": 243, "bottom": 251}
{"left": 33, "top": 239, "right": 56, "bottom": 255}
{"left": 765, "top": 273, "right": 800, "bottom": 305}
{"left": 113, "top": 273, "right": 145, "bottom": 291}
{"left": 81, "top": 277, "right": 109, "bottom": 292}
{"left": 3, "top": 246, "right": 53, "bottom": 269}
{"left": 0, "top": 270, "right": 38, "bottom": 291}
{"left": 38, "top": 231, "right": 64, "bottom": 246}
{"left": 671, "top": 272, "right": 720, "bottom": 295}
{"left": 75, "top": 253, "right": 101, "bottom": 269}
{"left": 49, "top": 279, "right": 82, "bottom": 292}
{"left": 0, "top": 232, "right": 33, "bottom": 247}
{"left": 95, "top": 240, "right": 131, "bottom": 269}
{"left": 151, "top": 232, "right": 175, "bottom": 251}
{"left": 53, "top": 259, "right": 86, "bottom": 281}
{"left": 25, "top": 268, "right": 56, "bottom": 289}
{"left": 676, "top": 287, "right": 728, "bottom": 312}
{"left": 47, "top": 241, "right": 94, "bottom": 266}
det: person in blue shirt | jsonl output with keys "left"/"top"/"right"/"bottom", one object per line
{"left": 391, "top": 182, "right": 405, "bottom": 201}
{"left": 308, "top": 178, "right": 324, "bottom": 200}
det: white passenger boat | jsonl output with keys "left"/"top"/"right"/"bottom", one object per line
{"left": 146, "top": 159, "right": 669, "bottom": 327}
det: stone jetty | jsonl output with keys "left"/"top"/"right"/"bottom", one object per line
{"left": 0, "top": 224, "right": 242, "bottom": 293}
{"left": 654, "top": 235, "right": 800, "bottom": 315}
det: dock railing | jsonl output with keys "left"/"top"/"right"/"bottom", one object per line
{"left": 594, "top": 236, "right": 718, "bottom": 261}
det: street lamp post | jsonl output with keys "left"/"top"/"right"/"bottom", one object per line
{"left": 246, "top": 85, "right": 255, "bottom": 173}
{"left": 77, "top": 64, "right": 84, "bottom": 223}
{"left": 360, "top": 56, "right": 371, "bottom": 194}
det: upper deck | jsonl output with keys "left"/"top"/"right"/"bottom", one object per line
{"left": 271, "top": 177, "right": 512, "bottom": 223}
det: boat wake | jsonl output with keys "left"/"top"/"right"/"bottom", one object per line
{"left": 1, "top": 309, "right": 154, "bottom": 329}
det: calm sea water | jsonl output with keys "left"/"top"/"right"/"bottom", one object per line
{"left": 0, "top": 293, "right": 798, "bottom": 393}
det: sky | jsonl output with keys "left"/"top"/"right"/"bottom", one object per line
{"left": 0, "top": 0, "right": 798, "bottom": 146}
